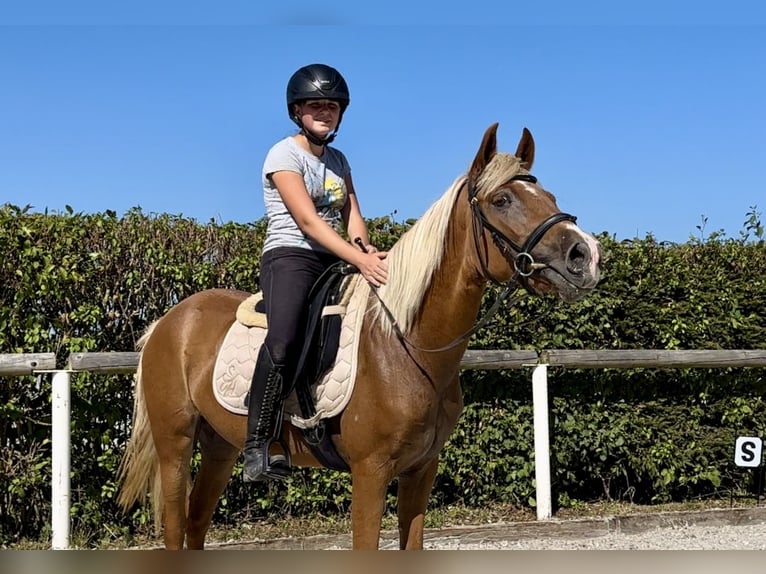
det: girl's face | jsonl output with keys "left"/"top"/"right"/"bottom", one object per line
{"left": 295, "top": 99, "right": 341, "bottom": 137}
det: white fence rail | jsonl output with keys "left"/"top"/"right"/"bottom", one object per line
{"left": 5, "top": 349, "right": 766, "bottom": 549}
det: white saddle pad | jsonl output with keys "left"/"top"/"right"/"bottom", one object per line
{"left": 211, "top": 276, "right": 368, "bottom": 429}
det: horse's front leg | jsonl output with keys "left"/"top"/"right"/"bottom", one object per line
{"left": 396, "top": 457, "right": 439, "bottom": 550}
{"left": 350, "top": 460, "right": 392, "bottom": 549}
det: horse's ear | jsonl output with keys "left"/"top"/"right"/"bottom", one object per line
{"left": 515, "top": 127, "right": 535, "bottom": 170}
{"left": 469, "top": 123, "right": 499, "bottom": 181}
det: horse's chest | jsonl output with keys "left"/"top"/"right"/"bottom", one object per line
{"left": 403, "top": 395, "right": 463, "bottom": 460}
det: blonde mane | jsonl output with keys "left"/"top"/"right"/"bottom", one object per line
{"left": 369, "top": 152, "right": 524, "bottom": 337}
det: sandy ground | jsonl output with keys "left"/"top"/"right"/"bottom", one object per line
{"left": 211, "top": 506, "right": 766, "bottom": 550}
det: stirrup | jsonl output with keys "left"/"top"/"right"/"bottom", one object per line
{"left": 262, "top": 453, "right": 292, "bottom": 481}
{"left": 243, "top": 439, "right": 292, "bottom": 483}
{"left": 264, "top": 436, "right": 292, "bottom": 479}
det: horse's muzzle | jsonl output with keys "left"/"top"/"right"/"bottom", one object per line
{"left": 565, "top": 240, "right": 601, "bottom": 288}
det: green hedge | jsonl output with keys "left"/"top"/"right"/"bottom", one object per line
{"left": 1, "top": 203, "right": 764, "bottom": 546}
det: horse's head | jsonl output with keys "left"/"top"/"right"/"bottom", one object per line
{"left": 466, "top": 123, "right": 601, "bottom": 302}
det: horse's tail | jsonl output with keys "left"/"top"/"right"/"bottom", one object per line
{"left": 116, "top": 320, "right": 164, "bottom": 531}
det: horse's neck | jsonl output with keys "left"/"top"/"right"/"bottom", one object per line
{"left": 408, "top": 219, "right": 486, "bottom": 357}
{"left": 417, "top": 263, "right": 485, "bottom": 343}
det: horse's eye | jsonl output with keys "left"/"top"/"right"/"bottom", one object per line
{"left": 492, "top": 193, "right": 512, "bottom": 208}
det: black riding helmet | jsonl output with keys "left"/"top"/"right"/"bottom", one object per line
{"left": 286, "top": 63, "right": 350, "bottom": 146}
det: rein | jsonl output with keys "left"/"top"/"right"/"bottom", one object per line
{"left": 363, "top": 175, "right": 577, "bottom": 354}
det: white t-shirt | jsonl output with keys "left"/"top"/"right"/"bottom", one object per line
{"left": 261, "top": 136, "right": 351, "bottom": 254}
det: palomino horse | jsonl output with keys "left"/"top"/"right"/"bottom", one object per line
{"left": 117, "top": 123, "right": 601, "bottom": 550}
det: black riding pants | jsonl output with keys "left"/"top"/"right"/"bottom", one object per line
{"left": 259, "top": 246, "right": 340, "bottom": 368}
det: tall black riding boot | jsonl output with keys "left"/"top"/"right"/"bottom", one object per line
{"left": 242, "top": 345, "right": 291, "bottom": 482}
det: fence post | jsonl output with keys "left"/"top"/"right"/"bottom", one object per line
{"left": 51, "top": 370, "right": 71, "bottom": 550}
{"left": 532, "top": 363, "right": 552, "bottom": 520}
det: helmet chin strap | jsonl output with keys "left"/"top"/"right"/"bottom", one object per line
{"left": 292, "top": 112, "right": 343, "bottom": 147}
{"left": 302, "top": 126, "right": 337, "bottom": 146}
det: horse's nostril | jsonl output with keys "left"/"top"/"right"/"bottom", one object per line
{"left": 566, "top": 242, "right": 587, "bottom": 275}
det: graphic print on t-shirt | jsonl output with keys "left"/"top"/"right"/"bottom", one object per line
{"left": 320, "top": 176, "right": 346, "bottom": 210}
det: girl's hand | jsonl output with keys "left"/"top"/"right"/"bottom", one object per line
{"left": 355, "top": 251, "right": 388, "bottom": 287}
{"left": 353, "top": 237, "right": 379, "bottom": 254}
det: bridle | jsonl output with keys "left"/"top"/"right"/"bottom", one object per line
{"left": 368, "top": 174, "right": 577, "bottom": 353}
{"left": 469, "top": 174, "right": 577, "bottom": 291}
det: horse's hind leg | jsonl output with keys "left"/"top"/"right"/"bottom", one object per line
{"left": 186, "top": 420, "right": 240, "bottom": 549}
{"left": 396, "top": 457, "right": 439, "bottom": 550}
{"left": 153, "top": 413, "right": 199, "bottom": 550}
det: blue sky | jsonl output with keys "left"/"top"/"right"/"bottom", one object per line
{"left": 2, "top": 4, "right": 765, "bottom": 243}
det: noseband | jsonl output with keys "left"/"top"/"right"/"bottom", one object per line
{"left": 468, "top": 174, "right": 577, "bottom": 291}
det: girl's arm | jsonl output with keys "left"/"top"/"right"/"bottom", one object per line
{"left": 271, "top": 170, "right": 387, "bottom": 286}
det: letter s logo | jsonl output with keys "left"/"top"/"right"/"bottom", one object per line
{"left": 735, "top": 437, "right": 763, "bottom": 467}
